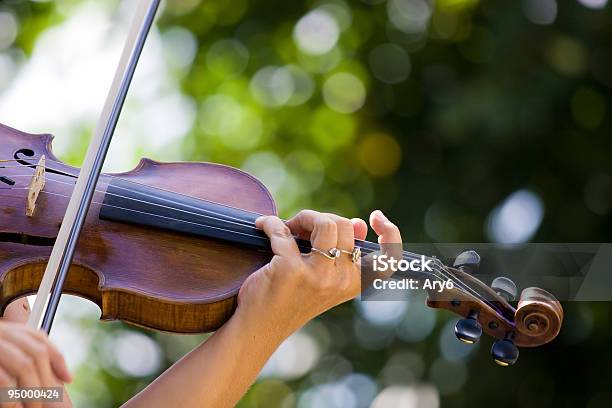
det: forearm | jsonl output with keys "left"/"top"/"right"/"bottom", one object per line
{"left": 123, "top": 311, "right": 284, "bottom": 408}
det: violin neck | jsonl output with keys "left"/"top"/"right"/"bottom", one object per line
{"left": 98, "top": 177, "right": 429, "bottom": 266}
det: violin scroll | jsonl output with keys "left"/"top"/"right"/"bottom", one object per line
{"left": 514, "top": 287, "right": 563, "bottom": 344}
{"left": 489, "top": 287, "right": 562, "bottom": 366}
{"left": 426, "top": 250, "right": 563, "bottom": 366}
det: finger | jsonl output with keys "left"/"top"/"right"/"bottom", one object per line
{"left": 351, "top": 218, "right": 368, "bottom": 241}
{"left": 3, "top": 298, "right": 30, "bottom": 323}
{"left": 7, "top": 328, "right": 72, "bottom": 386}
{"left": 284, "top": 210, "right": 316, "bottom": 240}
{"left": 325, "top": 214, "right": 355, "bottom": 252}
{"left": 45, "top": 340, "right": 71, "bottom": 383}
{"left": 0, "top": 366, "right": 21, "bottom": 408}
{"left": 23, "top": 329, "right": 70, "bottom": 382}
{"left": 369, "top": 210, "right": 402, "bottom": 244}
{"left": 369, "top": 210, "right": 403, "bottom": 270}
{"left": 0, "top": 340, "right": 42, "bottom": 408}
{"left": 5, "top": 330, "right": 55, "bottom": 387}
{"left": 255, "top": 216, "right": 300, "bottom": 259}
{"left": 286, "top": 210, "right": 338, "bottom": 257}
{"left": 0, "top": 365, "right": 13, "bottom": 387}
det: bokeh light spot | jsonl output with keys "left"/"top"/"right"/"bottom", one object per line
{"left": 285, "top": 150, "right": 325, "bottom": 192}
{"left": 487, "top": 189, "right": 544, "bottom": 244}
{"left": 387, "top": 0, "right": 432, "bottom": 34}
{"left": 285, "top": 64, "right": 315, "bottom": 106}
{"left": 162, "top": 26, "right": 197, "bottom": 71}
{"left": 358, "top": 133, "right": 402, "bottom": 177}
{"left": 577, "top": 0, "right": 608, "bottom": 8}
{"left": 356, "top": 300, "right": 407, "bottom": 327}
{"left": 200, "top": 94, "right": 262, "bottom": 149}
{"left": 250, "top": 65, "right": 294, "bottom": 107}
{"left": 546, "top": 36, "right": 587, "bottom": 76}
{"left": 310, "top": 107, "right": 357, "bottom": 151}
{"left": 294, "top": 9, "right": 340, "bottom": 55}
{"left": 369, "top": 43, "right": 411, "bottom": 84}
{"left": 206, "top": 38, "right": 249, "bottom": 77}
{"left": 371, "top": 385, "right": 439, "bottom": 408}
{"left": 299, "top": 382, "right": 356, "bottom": 408}
{"left": 242, "top": 151, "right": 287, "bottom": 193}
{"left": 298, "top": 47, "right": 343, "bottom": 73}
{"left": 0, "top": 12, "right": 18, "bottom": 51}
{"left": 522, "top": 0, "right": 558, "bottom": 26}
{"left": 318, "top": 2, "right": 353, "bottom": 31}
{"left": 260, "top": 331, "right": 320, "bottom": 380}
{"left": 323, "top": 72, "right": 366, "bottom": 113}
{"left": 396, "top": 292, "right": 437, "bottom": 342}
{"left": 341, "top": 373, "right": 378, "bottom": 408}
{"left": 111, "top": 331, "right": 162, "bottom": 378}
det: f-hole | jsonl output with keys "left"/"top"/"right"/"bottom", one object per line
{"left": 14, "top": 148, "right": 36, "bottom": 167}
{"left": 13, "top": 148, "right": 75, "bottom": 178}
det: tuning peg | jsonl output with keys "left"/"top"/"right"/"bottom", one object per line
{"left": 454, "top": 311, "right": 482, "bottom": 344}
{"left": 491, "top": 277, "right": 518, "bottom": 302}
{"left": 491, "top": 335, "right": 519, "bottom": 366}
{"left": 453, "top": 250, "right": 480, "bottom": 274}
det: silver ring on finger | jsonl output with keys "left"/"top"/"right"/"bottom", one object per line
{"left": 304, "top": 247, "right": 341, "bottom": 261}
{"left": 340, "top": 247, "right": 361, "bottom": 263}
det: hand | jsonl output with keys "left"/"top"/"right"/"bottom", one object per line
{"left": 234, "top": 209, "right": 402, "bottom": 343}
{"left": 0, "top": 299, "right": 72, "bottom": 408}
{"left": 124, "top": 210, "right": 401, "bottom": 408}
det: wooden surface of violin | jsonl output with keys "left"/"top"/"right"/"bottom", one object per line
{"left": 0, "top": 123, "right": 276, "bottom": 333}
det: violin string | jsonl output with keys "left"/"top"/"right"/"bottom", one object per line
{"left": 4, "top": 155, "right": 269, "bottom": 218}
{"left": 5, "top": 174, "right": 261, "bottom": 232}
{"left": 42, "top": 189, "right": 473, "bottom": 294}
{"left": 2, "top": 159, "right": 450, "bottom": 257}
{"left": 15, "top": 196, "right": 495, "bottom": 307}
{"left": 7, "top": 186, "right": 490, "bottom": 305}
{"left": 1, "top": 160, "right": 494, "bottom": 305}
{"left": 5, "top": 161, "right": 270, "bottom": 233}
{"left": 4, "top": 158, "right": 271, "bottom": 229}
{"left": 5, "top": 169, "right": 425, "bottom": 258}
{"left": 8, "top": 172, "right": 443, "bottom": 264}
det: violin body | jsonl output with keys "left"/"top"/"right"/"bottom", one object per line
{"left": 0, "top": 123, "right": 276, "bottom": 332}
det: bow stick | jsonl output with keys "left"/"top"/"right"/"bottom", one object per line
{"left": 28, "top": 0, "right": 161, "bottom": 333}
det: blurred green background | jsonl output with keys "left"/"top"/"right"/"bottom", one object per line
{"left": 0, "top": 0, "right": 611, "bottom": 406}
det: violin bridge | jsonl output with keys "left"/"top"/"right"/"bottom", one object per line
{"left": 26, "top": 155, "right": 45, "bottom": 217}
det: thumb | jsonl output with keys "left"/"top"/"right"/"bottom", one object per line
{"left": 2, "top": 298, "right": 30, "bottom": 323}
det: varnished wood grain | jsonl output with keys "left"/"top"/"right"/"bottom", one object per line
{"left": 0, "top": 123, "right": 276, "bottom": 333}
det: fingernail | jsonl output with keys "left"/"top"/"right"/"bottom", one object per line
{"left": 375, "top": 210, "right": 388, "bottom": 221}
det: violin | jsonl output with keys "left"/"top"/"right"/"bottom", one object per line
{"left": 0, "top": 122, "right": 563, "bottom": 366}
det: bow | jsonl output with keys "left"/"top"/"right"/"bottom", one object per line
{"left": 27, "top": 0, "right": 161, "bottom": 333}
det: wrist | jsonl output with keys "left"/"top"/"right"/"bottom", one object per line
{"left": 230, "top": 305, "right": 289, "bottom": 351}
